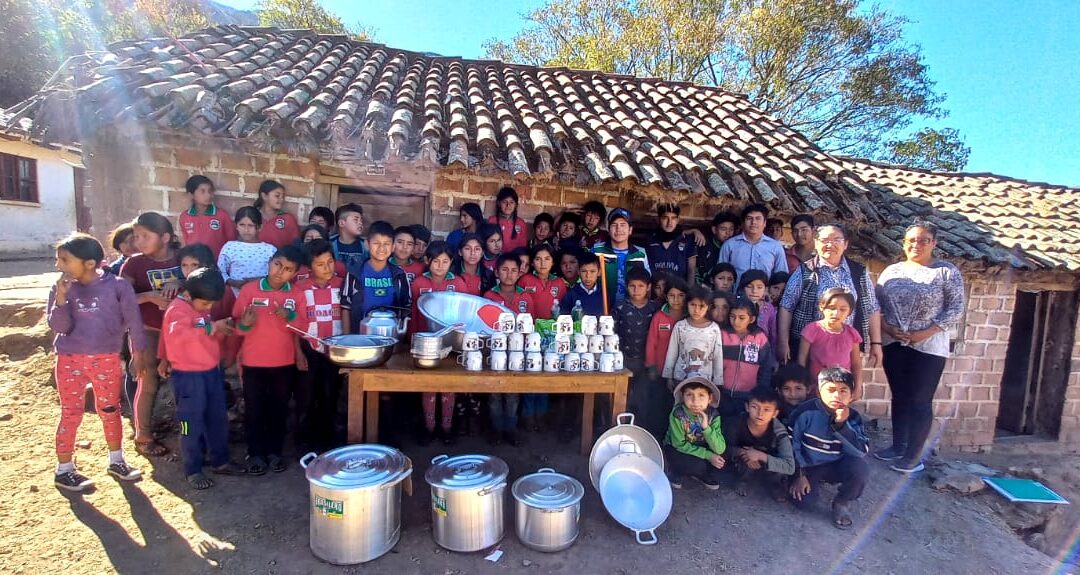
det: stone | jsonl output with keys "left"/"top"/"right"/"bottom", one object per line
{"left": 0, "top": 413, "right": 11, "bottom": 421}
{"left": 522, "top": 559, "right": 532, "bottom": 567}
{"left": 931, "top": 472, "right": 986, "bottom": 494}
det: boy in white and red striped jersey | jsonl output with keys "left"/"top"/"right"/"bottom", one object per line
{"left": 294, "top": 239, "right": 344, "bottom": 451}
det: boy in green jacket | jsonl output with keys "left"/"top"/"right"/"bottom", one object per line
{"left": 664, "top": 375, "right": 726, "bottom": 489}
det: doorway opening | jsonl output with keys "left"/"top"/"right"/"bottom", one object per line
{"left": 336, "top": 186, "right": 429, "bottom": 228}
{"left": 996, "top": 289, "right": 1079, "bottom": 439}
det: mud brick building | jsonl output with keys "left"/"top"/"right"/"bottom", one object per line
{"left": 3, "top": 26, "right": 1078, "bottom": 452}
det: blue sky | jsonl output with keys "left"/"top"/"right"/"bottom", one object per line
{"left": 219, "top": 0, "right": 1080, "bottom": 186}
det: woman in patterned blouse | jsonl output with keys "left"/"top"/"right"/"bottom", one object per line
{"left": 874, "top": 221, "right": 966, "bottom": 474}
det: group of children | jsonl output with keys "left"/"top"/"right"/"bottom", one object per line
{"left": 48, "top": 176, "right": 869, "bottom": 524}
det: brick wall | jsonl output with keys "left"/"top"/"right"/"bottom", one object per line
{"left": 1062, "top": 319, "right": 1080, "bottom": 446}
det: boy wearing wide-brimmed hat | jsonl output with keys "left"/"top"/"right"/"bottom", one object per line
{"left": 663, "top": 374, "right": 726, "bottom": 490}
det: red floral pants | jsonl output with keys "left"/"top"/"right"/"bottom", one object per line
{"left": 55, "top": 354, "right": 123, "bottom": 455}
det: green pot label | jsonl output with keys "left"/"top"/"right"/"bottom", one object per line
{"left": 432, "top": 494, "right": 448, "bottom": 517}
{"left": 315, "top": 495, "right": 344, "bottom": 519}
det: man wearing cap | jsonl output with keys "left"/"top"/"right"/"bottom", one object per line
{"left": 645, "top": 203, "right": 697, "bottom": 284}
{"left": 719, "top": 203, "right": 788, "bottom": 285}
{"left": 593, "top": 208, "right": 650, "bottom": 310}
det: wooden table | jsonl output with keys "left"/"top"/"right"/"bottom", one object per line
{"left": 345, "top": 353, "right": 631, "bottom": 455}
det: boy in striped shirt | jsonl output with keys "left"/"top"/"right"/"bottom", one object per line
{"left": 294, "top": 239, "right": 344, "bottom": 451}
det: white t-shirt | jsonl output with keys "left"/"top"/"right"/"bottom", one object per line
{"left": 217, "top": 241, "right": 277, "bottom": 295}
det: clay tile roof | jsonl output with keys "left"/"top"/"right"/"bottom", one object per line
{"left": 842, "top": 158, "right": 1080, "bottom": 271}
{"left": 3, "top": 25, "right": 881, "bottom": 218}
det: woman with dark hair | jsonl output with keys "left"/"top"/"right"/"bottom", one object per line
{"left": 253, "top": 180, "right": 299, "bottom": 248}
{"left": 875, "top": 221, "right": 965, "bottom": 474}
{"left": 446, "top": 202, "right": 484, "bottom": 253}
{"left": 488, "top": 186, "right": 528, "bottom": 252}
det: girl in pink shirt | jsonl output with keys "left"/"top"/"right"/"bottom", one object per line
{"left": 798, "top": 288, "right": 863, "bottom": 396}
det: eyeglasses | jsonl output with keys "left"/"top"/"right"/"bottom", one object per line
{"left": 904, "top": 238, "right": 934, "bottom": 246}
{"left": 816, "top": 237, "right": 845, "bottom": 246}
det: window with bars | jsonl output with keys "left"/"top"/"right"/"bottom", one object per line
{"left": 0, "top": 153, "right": 38, "bottom": 203}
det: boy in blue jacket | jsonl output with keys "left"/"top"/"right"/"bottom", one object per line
{"left": 789, "top": 367, "right": 869, "bottom": 529}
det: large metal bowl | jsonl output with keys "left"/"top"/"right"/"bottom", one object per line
{"left": 417, "top": 292, "right": 512, "bottom": 351}
{"left": 322, "top": 334, "right": 398, "bottom": 368}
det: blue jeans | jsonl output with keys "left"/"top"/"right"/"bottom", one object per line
{"left": 488, "top": 393, "right": 520, "bottom": 432}
{"left": 520, "top": 394, "right": 548, "bottom": 417}
{"left": 172, "top": 369, "right": 230, "bottom": 476}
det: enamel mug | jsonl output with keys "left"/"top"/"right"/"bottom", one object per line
{"left": 562, "top": 352, "right": 581, "bottom": 372}
{"left": 489, "top": 332, "right": 507, "bottom": 351}
{"left": 516, "top": 313, "right": 535, "bottom": 334}
{"left": 462, "top": 331, "right": 484, "bottom": 351}
{"left": 598, "top": 315, "right": 615, "bottom": 336}
{"left": 599, "top": 352, "right": 615, "bottom": 373}
{"left": 580, "top": 352, "right": 596, "bottom": 372}
{"left": 526, "top": 351, "right": 543, "bottom": 372}
{"left": 543, "top": 352, "right": 561, "bottom": 372}
{"left": 525, "top": 332, "right": 543, "bottom": 352}
{"left": 498, "top": 312, "right": 516, "bottom": 334}
{"left": 508, "top": 350, "right": 525, "bottom": 371}
{"left": 508, "top": 332, "right": 525, "bottom": 352}
{"left": 581, "top": 315, "right": 598, "bottom": 336}
{"left": 555, "top": 335, "right": 571, "bottom": 355}
{"left": 555, "top": 315, "right": 574, "bottom": 336}
{"left": 588, "top": 334, "right": 605, "bottom": 354}
{"left": 457, "top": 350, "right": 483, "bottom": 371}
{"left": 603, "top": 334, "right": 620, "bottom": 353}
{"left": 573, "top": 333, "right": 589, "bottom": 353}
{"left": 489, "top": 350, "right": 508, "bottom": 371}
{"left": 613, "top": 350, "right": 624, "bottom": 371}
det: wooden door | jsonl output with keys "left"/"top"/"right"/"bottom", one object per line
{"left": 336, "top": 186, "right": 428, "bottom": 229}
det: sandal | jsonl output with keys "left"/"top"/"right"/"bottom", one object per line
{"left": 832, "top": 502, "right": 854, "bottom": 530}
{"left": 245, "top": 456, "right": 268, "bottom": 476}
{"left": 210, "top": 462, "right": 246, "bottom": 476}
{"left": 187, "top": 473, "right": 214, "bottom": 490}
{"left": 135, "top": 440, "right": 170, "bottom": 458}
{"left": 268, "top": 455, "right": 287, "bottom": 473}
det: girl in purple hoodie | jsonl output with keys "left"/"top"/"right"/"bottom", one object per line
{"left": 48, "top": 234, "right": 149, "bottom": 492}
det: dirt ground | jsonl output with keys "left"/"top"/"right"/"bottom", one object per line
{"left": 0, "top": 260, "right": 1076, "bottom": 574}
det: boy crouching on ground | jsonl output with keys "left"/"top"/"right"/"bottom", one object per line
{"left": 721, "top": 386, "right": 795, "bottom": 498}
{"left": 664, "top": 375, "right": 726, "bottom": 490}
{"left": 789, "top": 367, "right": 869, "bottom": 529}
{"left": 158, "top": 267, "right": 245, "bottom": 489}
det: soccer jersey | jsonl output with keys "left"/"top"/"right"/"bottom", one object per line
{"left": 179, "top": 204, "right": 235, "bottom": 257}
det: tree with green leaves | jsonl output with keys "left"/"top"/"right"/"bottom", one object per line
{"left": 486, "top": 0, "right": 968, "bottom": 170}
{"left": 257, "top": 0, "right": 374, "bottom": 41}
{"left": 885, "top": 128, "right": 970, "bottom": 172}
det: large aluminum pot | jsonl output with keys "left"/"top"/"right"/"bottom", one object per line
{"left": 589, "top": 412, "right": 664, "bottom": 491}
{"left": 513, "top": 468, "right": 585, "bottom": 552}
{"left": 418, "top": 292, "right": 512, "bottom": 351}
{"left": 300, "top": 445, "right": 412, "bottom": 565}
{"left": 598, "top": 449, "right": 672, "bottom": 545}
{"left": 425, "top": 454, "right": 509, "bottom": 552}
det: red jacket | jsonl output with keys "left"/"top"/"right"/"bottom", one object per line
{"left": 158, "top": 297, "right": 223, "bottom": 372}
{"left": 484, "top": 285, "right": 535, "bottom": 315}
{"left": 488, "top": 215, "right": 528, "bottom": 252}
{"left": 257, "top": 210, "right": 300, "bottom": 248}
{"left": 645, "top": 305, "right": 680, "bottom": 370}
{"left": 179, "top": 205, "right": 235, "bottom": 257}
{"left": 410, "top": 272, "right": 466, "bottom": 334}
{"left": 517, "top": 272, "right": 566, "bottom": 319}
{"left": 232, "top": 278, "right": 303, "bottom": 368}
{"left": 721, "top": 329, "right": 771, "bottom": 393}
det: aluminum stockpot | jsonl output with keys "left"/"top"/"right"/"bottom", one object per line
{"left": 300, "top": 445, "right": 413, "bottom": 565}
{"left": 425, "top": 454, "right": 509, "bottom": 552}
{"left": 513, "top": 468, "right": 585, "bottom": 552}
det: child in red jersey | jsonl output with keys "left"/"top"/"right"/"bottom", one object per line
{"left": 517, "top": 244, "right": 565, "bottom": 319}
{"left": 232, "top": 245, "right": 305, "bottom": 475}
{"left": 294, "top": 240, "right": 346, "bottom": 452}
{"left": 484, "top": 253, "right": 535, "bottom": 316}
{"left": 453, "top": 233, "right": 495, "bottom": 295}
{"left": 178, "top": 175, "right": 235, "bottom": 258}
{"left": 488, "top": 186, "right": 528, "bottom": 252}
{"left": 480, "top": 223, "right": 503, "bottom": 272}
{"left": 484, "top": 254, "right": 532, "bottom": 445}
{"left": 411, "top": 241, "right": 466, "bottom": 443}
{"left": 645, "top": 275, "right": 689, "bottom": 387}
{"left": 391, "top": 226, "right": 426, "bottom": 286}
{"left": 254, "top": 180, "right": 300, "bottom": 248}
{"left": 158, "top": 267, "right": 245, "bottom": 489}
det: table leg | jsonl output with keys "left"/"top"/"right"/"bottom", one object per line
{"left": 612, "top": 374, "right": 629, "bottom": 422}
{"left": 347, "top": 372, "right": 364, "bottom": 443}
{"left": 580, "top": 393, "right": 595, "bottom": 456}
{"left": 366, "top": 391, "right": 380, "bottom": 443}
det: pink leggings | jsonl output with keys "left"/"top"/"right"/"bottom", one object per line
{"left": 423, "top": 392, "right": 455, "bottom": 432}
{"left": 55, "top": 354, "right": 124, "bottom": 455}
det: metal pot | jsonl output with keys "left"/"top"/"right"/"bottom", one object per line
{"left": 359, "top": 308, "right": 410, "bottom": 339}
{"left": 513, "top": 468, "right": 584, "bottom": 552}
{"left": 418, "top": 292, "right": 512, "bottom": 351}
{"left": 598, "top": 449, "right": 672, "bottom": 545}
{"left": 425, "top": 454, "right": 508, "bottom": 552}
{"left": 287, "top": 325, "right": 397, "bottom": 368}
{"left": 300, "top": 445, "right": 413, "bottom": 565}
{"left": 589, "top": 412, "right": 664, "bottom": 491}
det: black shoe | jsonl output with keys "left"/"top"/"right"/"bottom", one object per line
{"left": 107, "top": 461, "right": 143, "bottom": 482}
{"left": 873, "top": 446, "right": 906, "bottom": 461}
{"left": 694, "top": 475, "right": 721, "bottom": 490}
{"left": 55, "top": 470, "right": 94, "bottom": 492}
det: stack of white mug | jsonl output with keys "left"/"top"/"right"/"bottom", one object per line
{"left": 456, "top": 312, "right": 624, "bottom": 373}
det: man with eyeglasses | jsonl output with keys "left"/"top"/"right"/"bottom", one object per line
{"left": 777, "top": 224, "right": 882, "bottom": 376}
{"left": 719, "top": 203, "right": 788, "bottom": 286}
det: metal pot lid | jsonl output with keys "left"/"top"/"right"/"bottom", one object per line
{"left": 425, "top": 454, "right": 508, "bottom": 490}
{"left": 304, "top": 444, "right": 410, "bottom": 489}
{"left": 512, "top": 468, "right": 584, "bottom": 509}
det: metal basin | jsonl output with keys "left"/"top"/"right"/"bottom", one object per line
{"left": 589, "top": 413, "right": 664, "bottom": 491}
{"left": 322, "top": 335, "right": 398, "bottom": 368}
{"left": 418, "top": 292, "right": 512, "bottom": 351}
{"left": 598, "top": 452, "right": 671, "bottom": 545}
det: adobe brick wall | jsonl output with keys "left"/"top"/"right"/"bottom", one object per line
{"left": 1062, "top": 319, "right": 1080, "bottom": 446}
